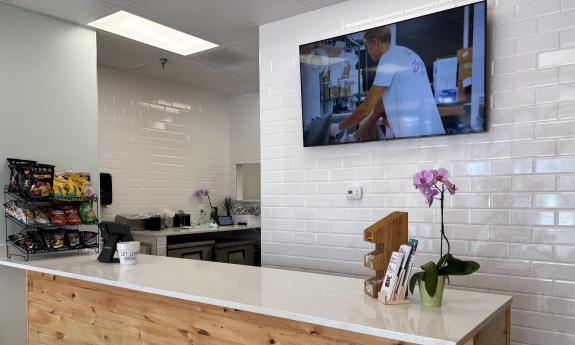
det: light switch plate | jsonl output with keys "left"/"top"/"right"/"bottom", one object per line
{"left": 346, "top": 186, "right": 363, "bottom": 200}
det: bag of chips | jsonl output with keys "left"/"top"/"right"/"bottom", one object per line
{"left": 63, "top": 206, "right": 82, "bottom": 226}
{"left": 18, "top": 163, "right": 33, "bottom": 197}
{"left": 29, "top": 164, "right": 55, "bottom": 198}
{"left": 33, "top": 208, "right": 50, "bottom": 225}
{"left": 7, "top": 159, "right": 36, "bottom": 193}
{"left": 53, "top": 229, "right": 66, "bottom": 250}
{"left": 79, "top": 173, "right": 95, "bottom": 200}
{"left": 53, "top": 174, "right": 69, "bottom": 198}
{"left": 66, "top": 230, "right": 81, "bottom": 249}
{"left": 40, "top": 230, "right": 55, "bottom": 250}
{"left": 67, "top": 174, "right": 87, "bottom": 198}
{"left": 81, "top": 231, "right": 98, "bottom": 246}
{"left": 78, "top": 202, "right": 98, "bottom": 224}
{"left": 26, "top": 231, "right": 45, "bottom": 252}
{"left": 46, "top": 209, "right": 67, "bottom": 227}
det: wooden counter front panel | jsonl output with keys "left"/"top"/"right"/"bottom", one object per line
{"left": 27, "top": 272, "right": 415, "bottom": 345}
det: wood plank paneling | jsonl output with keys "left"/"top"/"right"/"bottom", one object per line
{"left": 27, "top": 272, "right": 415, "bottom": 345}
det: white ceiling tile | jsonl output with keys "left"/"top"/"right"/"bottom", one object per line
{"left": 97, "top": 31, "right": 182, "bottom": 71}
{"left": 133, "top": 57, "right": 258, "bottom": 96}
{"left": 123, "top": 0, "right": 256, "bottom": 45}
{"left": 5, "top": 0, "right": 344, "bottom": 95}
{"left": 8, "top": 0, "right": 119, "bottom": 24}
{"left": 226, "top": 61, "right": 260, "bottom": 81}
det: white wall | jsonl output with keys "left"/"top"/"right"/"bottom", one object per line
{"left": 229, "top": 92, "right": 261, "bottom": 166}
{"left": 98, "top": 67, "right": 234, "bottom": 220}
{"left": 260, "top": 0, "right": 575, "bottom": 343}
{"left": 0, "top": 4, "right": 99, "bottom": 241}
{"left": 228, "top": 92, "right": 261, "bottom": 199}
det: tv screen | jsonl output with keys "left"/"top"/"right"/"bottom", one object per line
{"left": 299, "top": 1, "right": 486, "bottom": 147}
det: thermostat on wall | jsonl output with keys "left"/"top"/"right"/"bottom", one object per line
{"left": 346, "top": 186, "right": 363, "bottom": 200}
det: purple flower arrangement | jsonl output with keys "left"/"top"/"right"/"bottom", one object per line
{"left": 409, "top": 168, "right": 479, "bottom": 302}
{"left": 413, "top": 168, "right": 456, "bottom": 257}
{"left": 193, "top": 188, "right": 210, "bottom": 199}
{"left": 193, "top": 188, "right": 218, "bottom": 223}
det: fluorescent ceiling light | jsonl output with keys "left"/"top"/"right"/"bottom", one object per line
{"left": 88, "top": 11, "right": 218, "bottom": 56}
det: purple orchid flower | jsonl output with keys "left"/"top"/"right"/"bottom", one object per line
{"left": 443, "top": 179, "right": 456, "bottom": 195}
{"left": 413, "top": 169, "right": 435, "bottom": 190}
{"left": 431, "top": 168, "right": 456, "bottom": 195}
{"left": 419, "top": 185, "right": 439, "bottom": 207}
{"left": 413, "top": 168, "right": 456, "bottom": 262}
{"left": 413, "top": 168, "right": 456, "bottom": 207}
{"left": 193, "top": 188, "right": 209, "bottom": 198}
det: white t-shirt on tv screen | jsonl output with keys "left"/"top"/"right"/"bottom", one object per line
{"left": 373, "top": 45, "right": 445, "bottom": 138}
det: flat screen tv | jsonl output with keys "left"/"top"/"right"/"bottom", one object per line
{"left": 299, "top": 1, "right": 486, "bottom": 147}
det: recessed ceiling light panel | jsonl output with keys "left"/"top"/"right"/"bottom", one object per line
{"left": 88, "top": 11, "right": 218, "bottom": 56}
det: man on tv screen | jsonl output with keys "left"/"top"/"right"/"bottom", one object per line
{"left": 333, "top": 26, "right": 445, "bottom": 141}
{"left": 300, "top": 2, "right": 486, "bottom": 147}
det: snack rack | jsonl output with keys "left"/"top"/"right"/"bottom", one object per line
{"left": 3, "top": 186, "right": 100, "bottom": 261}
{"left": 363, "top": 211, "right": 408, "bottom": 299}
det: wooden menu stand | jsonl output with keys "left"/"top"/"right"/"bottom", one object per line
{"left": 377, "top": 293, "right": 411, "bottom": 305}
{"left": 363, "top": 211, "right": 408, "bottom": 299}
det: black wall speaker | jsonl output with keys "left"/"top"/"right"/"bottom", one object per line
{"left": 100, "top": 173, "right": 113, "bottom": 205}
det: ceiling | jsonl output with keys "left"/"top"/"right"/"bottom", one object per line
{"left": 2, "top": 0, "right": 347, "bottom": 95}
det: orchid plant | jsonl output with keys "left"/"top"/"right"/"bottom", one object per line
{"left": 193, "top": 188, "right": 218, "bottom": 223}
{"left": 409, "top": 168, "right": 480, "bottom": 298}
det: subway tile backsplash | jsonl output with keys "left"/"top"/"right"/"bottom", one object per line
{"left": 98, "top": 67, "right": 259, "bottom": 221}
{"left": 260, "top": 0, "right": 575, "bottom": 343}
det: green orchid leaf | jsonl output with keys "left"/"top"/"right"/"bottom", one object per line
{"left": 421, "top": 261, "right": 438, "bottom": 297}
{"left": 438, "top": 255, "right": 480, "bottom": 276}
{"left": 409, "top": 272, "right": 424, "bottom": 294}
{"left": 437, "top": 253, "right": 451, "bottom": 270}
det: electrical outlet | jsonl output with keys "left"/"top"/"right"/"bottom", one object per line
{"left": 346, "top": 186, "right": 363, "bottom": 200}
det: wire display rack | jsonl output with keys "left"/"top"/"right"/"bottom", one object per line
{"left": 3, "top": 186, "right": 100, "bottom": 261}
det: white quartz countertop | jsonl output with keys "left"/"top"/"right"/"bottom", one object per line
{"left": 0, "top": 249, "right": 511, "bottom": 345}
{"left": 131, "top": 225, "right": 260, "bottom": 237}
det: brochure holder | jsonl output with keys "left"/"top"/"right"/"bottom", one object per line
{"left": 363, "top": 212, "right": 408, "bottom": 300}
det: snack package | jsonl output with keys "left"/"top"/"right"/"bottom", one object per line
{"left": 8, "top": 233, "right": 26, "bottom": 248}
{"left": 66, "top": 230, "right": 81, "bottom": 249}
{"left": 33, "top": 208, "right": 50, "bottom": 225}
{"left": 4, "top": 200, "right": 19, "bottom": 220}
{"left": 79, "top": 173, "right": 95, "bottom": 200}
{"left": 18, "top": 163, "right": 33, "bottom": 196}
{"left": 81, "top": 231, "right": 98, "bottom": 246}
{"left": 67, "top": 174, "right": 87, "bottom": 198}
{"left": 27, "top": 231, "right": 45, "bottom": 252}
{"left": 78, "top": 202, "right": 98, "bottom": 224}
{"left": 5, "top": 201, "right": 35, "bottom": 224}
{"left": 53, "top": 229, "right": 66, "bottom": 249}
{"left": 46, "top": 209, "right": 67, "bottom": 227}
{"left": 53, "top": 174, "right": 69, "bottom": 198}
{"left": 29, "top": 164, "right": 55, "bottom": 198}
{"left": 7, "top": 159, "right": 36, "bottom": 193}
{"left": 40, "top": 230, "right": 55, "bottom": 250}
{"left": 63, "top": 206, "right": 82, "bottom": 226}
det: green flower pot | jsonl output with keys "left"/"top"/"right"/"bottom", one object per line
{"left": 418, "top": 275, "right": 445, "bottom": 307}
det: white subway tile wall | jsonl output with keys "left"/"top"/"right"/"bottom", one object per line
{"left": 98, "top": 67, "right": 236, "bottom": 220}
{"left": 228, "top": 92, "right": 260, "bottom": 165}
{"left": 259, "top": 0, "right": 575, "bottom": 343}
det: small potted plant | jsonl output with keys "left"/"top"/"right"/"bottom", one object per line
{"left": 193, "top": 188, "right": 218, "bottom": 223}
{"left": 218, "top": 196, "right": 236, "bottom": 217}
{"left": 409, "top": 168, "right": 480, "bottom": 307}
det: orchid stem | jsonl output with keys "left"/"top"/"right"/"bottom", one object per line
{"left": 440, "top": 185, "right": 451, "bottom": 266}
